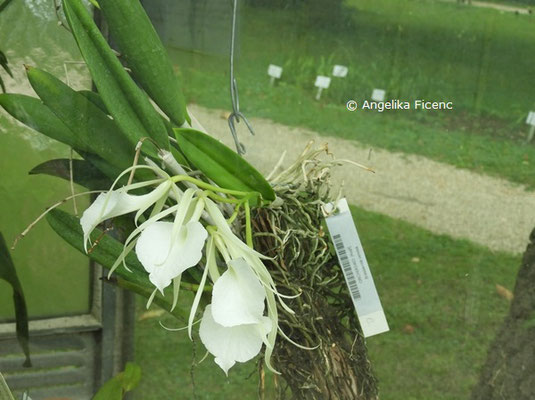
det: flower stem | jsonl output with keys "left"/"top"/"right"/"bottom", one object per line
{"left": 170, "top": 175, "right": 256, "bottom": 198}
{"left": 244, "top": 200, "right": 253, "bottom": 248}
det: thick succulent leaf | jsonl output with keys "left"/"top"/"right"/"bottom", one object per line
{"left": 0, "top": 93, "right": 84, "bottom": 148}
{"left": 29, "top": 158, "right": 111, "bottom": 190}
{"left": 0, "top": 50, "right": 12, "bottom": 77}
{"left": 99, "top": 0, "right": 189, "bottom": 126}
{"left": 78, "top": 89, "right": 107, "bottom": 113}
{"left": 77, "top": 151, "right": 125, "bottom": 181}
{"left": 46, "top": 209, "right": 185, "bottom": 318}
{"left": 0, "top": 233, "right": 31, "bottom": 367}
{"left": 93, "top": 362, "right": 141, "bottom": 400}
{"left": 113, "top": 277, "right": 188, "bottom": 322}
{"left": 62, "top": 0, "right": 170, "bottom": 152}
{"left": 0, "top": 0, "right": 14, "bottom": 14}
{"left": 174, "top": 128, "right": 276, "bottom": 202}
{"left": 77, "top": 90, "right": 190, "bottom": 167}
{"left": 47, "top": 208, "right": 145, "bottom": 276}
{"left": 26, "top": 67, "right": 135, "bottom": 170}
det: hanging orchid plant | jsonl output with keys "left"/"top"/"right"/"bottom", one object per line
{"left": 1, "top": 0, "right": 379, "bottom": 398}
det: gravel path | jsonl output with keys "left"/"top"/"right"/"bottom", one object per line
{"left": 189, "top": 104, "right": 535, "bottom": 255}
{"left": 443, "top": 0, "right": 531, "bottom": 14}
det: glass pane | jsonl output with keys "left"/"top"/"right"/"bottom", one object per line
{"left": 135, "top": 0, "right": 533, "bottom": 399}
{"left": 0, "top": 0, "right": 91, "bottom": 320}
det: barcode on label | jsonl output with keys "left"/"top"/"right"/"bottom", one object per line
{"left": 332, "top": 233, "right": 361, "bottom": 300}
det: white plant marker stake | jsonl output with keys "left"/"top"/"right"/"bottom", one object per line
{"left": 526, "top": 111, "right": 535, "bottom": 143}
{"left": 267, "top": 64, "right": 283, "bottom": 86}
{"left": 314, "top": 75, "right": 331, "bottom": 100}
{"left": 323, "top": 198, "right": 389, "bottom": 338}
{"left": 371, "top": 88, "right": 386, "bottom": 102}
{"left": 332, "top": 65, "right": 348, "bottom": 78}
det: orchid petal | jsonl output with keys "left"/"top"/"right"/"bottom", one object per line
{"left": 171, "top": 274, "right": 181, "bottom": 311}
{"left": 188, "top": 236, "right": 212, "bottom": 339}
{"left": 211, "top": 258, "right": 266, "bottom": 327}
{"left": 135, "top": 220, "right": 207, "bottom": 293}
{"left": 204, "top": 198, "right": 268, "bottom": 260}
{"left": 199, "top": 304, "right": 271, "bottom": 375}
{"left": 80, "top": 180, "right": 171, "bottom": 250}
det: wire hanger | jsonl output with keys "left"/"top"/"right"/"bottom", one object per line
{"left": 227, "top": 0, "right": 254, "bottom": 155}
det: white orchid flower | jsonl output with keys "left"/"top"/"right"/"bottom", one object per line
{"left": 210, "top": 258, "right": 267, "bottom": 327}
{"left": 107, "top": 187, "right": 208, "bottom": 306}
{"left": 80, "top": 179, "right": 172, "bottom": 251}
{"left": 199, "top": 258, "right": 272, "bottom": 375}
{"left": 135, "top": 219, "right": 207, "bottom": 294}
{"left": 202, "top": 197, "right": 313, "bottom": 374}
{"left": 199, "top": 304, "right": 271, "bottom": 375}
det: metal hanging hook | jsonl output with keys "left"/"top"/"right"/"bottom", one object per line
{"left": 228, "top": 0, "right": 254, "bottom": 155}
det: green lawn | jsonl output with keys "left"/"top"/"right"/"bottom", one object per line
{"left": 135, "top": 205, "right": 520, "bottom": 400}
{"left": 167, "top": 0, "right": 535, "bottom": 188}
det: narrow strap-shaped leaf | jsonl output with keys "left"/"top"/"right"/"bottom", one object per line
{"left": 78, "top": 89, "right": 107, "bottom": 113}
{"left": 0, "top": 0, "right": 14, "bottom": 14}
{"left": 46, "top": 209, "right": 187, "bottom": 320}
{"left": 29, "top": 158, "right": 111, "bottom": 190}
{"left": 174, "top": 128, "right": 276, "bottom": 202}
{"left": 77, "top": 151, "right": 125, "bottom": 181}
{"left": 0, "top": 233, "right": 31, "bottom": 367}
{"left": 77, "top": 151, "right": 156, "bottom": 185}
{"left": 0, "top": 93, "right": 84, "bottom": 148}
{"left": 62, "top": 0, "right": 170, "bottom": 151}
{"left": 26, "top": 67, "right": 135, "bottom": 170}
{"left": 78, "top": 90, "right": 189, "bottom": 168}
{"left": 99, "top": 0, "right": 189, "bottom": 126}
{"left": 46, "top": 208, "right": 146, "bottom": 277}
{"left": 0, "top": 50, "right": 12, "bottom": 77}
{"left": 93, "top": 362, "right": 141, "bottom": 400}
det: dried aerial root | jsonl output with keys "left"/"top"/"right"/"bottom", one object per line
{"left": 250, "top": 142, "right": 378, "bottom": 400}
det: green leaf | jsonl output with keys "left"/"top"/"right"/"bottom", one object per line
{"left": 45, "top": 209, "right": 187, "bottom": 320}
{"left": 0, "top": 49, "right": 12, "bottom": 77}
{"left": 94, "top": 378, "right": 123, "bottom": 400}
{"left": 0, "top": 0, "right": 15, "bottom": 14}
{"left": 121, "top": 362, "right": 142, "bottom": 392}
{"left": 0, "top": 232, "right": 31, "bottom": 367}
{"left": 77, "top": 91, "right": 188, "bottom": 168}
{"left": 174, "top": 128, "right": 276, "bottom": 202}
{"left": 93, "top": 362, "right": 141, "bottom": 400}
{"left": 25, "top": 67, "right": 135, "bottom": 170}
{"left": 29, "top": 158, "right": 111, "bottom": 190}
{"left": 0, "top": 93, "right": 84, "bottom": 148}
{"left": 78, "top": 89, "right": 107, "bottom": 113}
{"left": 47, "top": 209, "right": 146, "bottom": 278}
{"left": 77, "top": 151, "right": 125, "bottom": 182}
{"left": 62, "top": 0, "right": 170, "bottom": 152}
{"left": 99, "top": 0, "right": 189, "bottom": 126}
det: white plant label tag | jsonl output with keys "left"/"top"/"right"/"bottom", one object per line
{"left": 267, "top": 64, "right": 283, "bottom": 79}
{"left": 332, "top": 64, "right": 348, "bottom": 77}
{"left": 323, "top": 198, "right": 389, "bottom": 337}
{"left": 371, "top": 88, "right": 386, "bottom": 102}
{"left": 526, "top": 111, "right": 535, "bottom": 126}
{"left": 314, "top": 75, "right": 331, "bottom": 89}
